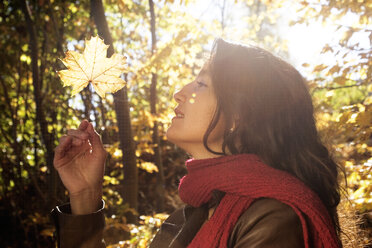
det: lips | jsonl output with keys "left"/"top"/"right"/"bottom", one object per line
{"left": 174, "top": 108, "right": 184, "bottom": 118}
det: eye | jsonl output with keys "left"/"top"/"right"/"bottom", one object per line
{"left": 196, "top": 81, "right": 207, "bottom": 87}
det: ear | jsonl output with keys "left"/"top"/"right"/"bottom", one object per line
{"left": 230, "top": 116, "right": 240, "bottom": 132}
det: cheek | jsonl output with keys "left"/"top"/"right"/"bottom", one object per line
{"left": 206, "top": 115, "right": 226, "bottom": 142}
{"left": 166, "top": 91, "right": 220, "bottom": 143}
{"left": 188, "top": 100, "right": 216, "bottom": 130}
{"left": 193, "top": 100, "right": 225, "bottom": 140}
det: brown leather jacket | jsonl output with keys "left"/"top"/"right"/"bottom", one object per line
{"left": 51, "top": 198, "right": 304, "bottom": 248}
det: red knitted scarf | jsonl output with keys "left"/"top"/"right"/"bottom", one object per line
{"left": 178, "top": 154, "right": 340, "bottom": 248}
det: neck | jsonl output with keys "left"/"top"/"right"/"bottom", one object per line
{"left": 182, "top": 143, "right": 225, "bottom": 160}
{"left": 190, "top": 151, "right": 223, "bottom": 160}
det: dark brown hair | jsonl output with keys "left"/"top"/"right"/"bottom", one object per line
{"left": 204, "top": 38, "right": 342, "bottom": 238}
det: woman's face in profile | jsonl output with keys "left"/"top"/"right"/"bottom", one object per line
{"left": 166, "top": 64, "right": 226, "bottom": 157}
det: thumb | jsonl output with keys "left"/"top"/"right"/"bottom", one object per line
{"left": 78, "top": 119, "right": 90, "bottom": 131}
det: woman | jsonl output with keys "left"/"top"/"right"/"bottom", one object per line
{"left": 51, "top": 39, "right": 342, "bottom": 247}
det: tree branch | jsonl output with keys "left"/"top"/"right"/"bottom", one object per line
{"left": 311, "top": 82, "right": 365, "bottom": 92}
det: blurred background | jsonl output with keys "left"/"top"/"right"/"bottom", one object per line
{"left": 0, "top": 0, "right": 371, "bottom": 247}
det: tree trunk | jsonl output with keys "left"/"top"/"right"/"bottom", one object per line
{"left": 81, "top": 86, "right": 93, "bottom": 121}
{"left": 90, "top": 0, "right": 138, "bottom": 223}
{"left": 21, "top": 0, "right": 58, "bottom": 208}
{"left": 220, "top": 0, "right": 227, "bottom": 31}
{"left": 149, "top": 0, "right": 165, "bottom": 212}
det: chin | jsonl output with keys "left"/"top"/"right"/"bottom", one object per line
{"left": 166, "top": 127, "right": 177, "bottom": 144}
{"left": 166, "top": 129, "right": 189, "bottom": 150}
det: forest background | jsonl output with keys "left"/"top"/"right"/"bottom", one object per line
{"left": 0, "top": 0, "right": 371, "bottom": 247}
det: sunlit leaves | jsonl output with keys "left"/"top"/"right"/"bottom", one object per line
{"left": 104, "top": 175, "right": 120, "bottom": 186}
{"left": 138, "top": 161, "right": 159, "bottom": 173}
{"left": 1, "top": 0, "right": 370, "bottom": 246}
{"left": 345, "top": 159, "right": 372, "bottom": 211}
{"left": 105, "top": 213, "right": 169, "bottom": 248}
{"left": 295, "top": 5, "right": 372, "bottom": 243}
{"left": 313, "top": 64, "right": 328, "bottom": 72}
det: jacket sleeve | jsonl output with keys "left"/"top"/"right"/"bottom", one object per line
{"left": 50, "top": 200, "right": 106, "bottom": 248}
{"left": 228, "top": 198, "right": 305, "bottom": 248}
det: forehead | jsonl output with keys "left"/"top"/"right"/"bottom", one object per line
{"left": 198, "top": 63, "right": 210, "bottom": 77}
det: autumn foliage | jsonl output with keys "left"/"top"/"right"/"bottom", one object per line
{"left": 0, "top": 0, "right": 370, "bottom": 247}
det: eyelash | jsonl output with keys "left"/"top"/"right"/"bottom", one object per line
{"left": 197, "top": 81, "right": 207, "bottom": 87}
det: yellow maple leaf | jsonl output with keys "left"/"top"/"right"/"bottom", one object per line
{"left": 57, "top": 36, "right": 126, "bottom": 98}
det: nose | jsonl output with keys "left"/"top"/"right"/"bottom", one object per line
{"left": 174, "top": 86, "right": 187, "bottom": 103}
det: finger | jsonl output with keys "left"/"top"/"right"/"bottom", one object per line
{"left": 54, "top": 135, "right": 73, "bottom": 162}
{"left": 58, "top": 135, "right": 69, "bottom": 144}
{"left": 71, "top": 137, "right": 83, "bottom": 146}
{"left": 78, "top": 119, "right": 90, "bottom": 131}
{"left": 86, "top": 123, "right": 104, "bottom": 151}
{"left": 67, "top": 129, "right": 89, "bottom": 140}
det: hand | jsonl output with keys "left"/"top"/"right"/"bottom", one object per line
{"left": 54, "top": 120, "right": 107, "bottom": 213}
